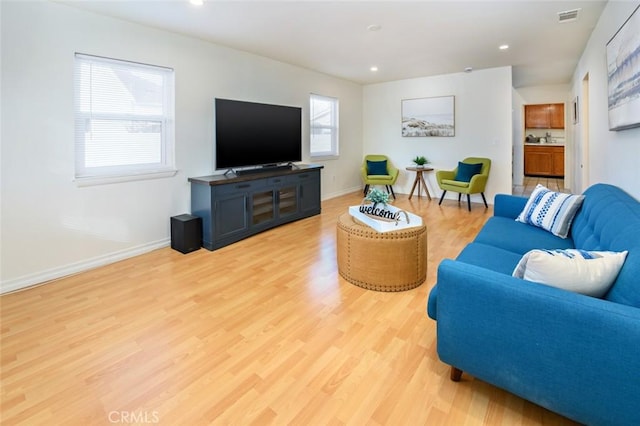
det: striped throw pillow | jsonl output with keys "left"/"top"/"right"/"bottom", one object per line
{"left": 516, "top": 184, "right": 584, "bottom": 239}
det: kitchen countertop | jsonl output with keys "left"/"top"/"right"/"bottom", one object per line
{"left": 524, "top": 142, "right": 565, "bottom": 147}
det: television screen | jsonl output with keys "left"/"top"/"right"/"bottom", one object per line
{"left": 215, "top": 98, "right": 302, "bottom": 170}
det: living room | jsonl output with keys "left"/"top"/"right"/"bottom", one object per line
{"left": 2, "top": 0, "right": 639, "bottom": 424}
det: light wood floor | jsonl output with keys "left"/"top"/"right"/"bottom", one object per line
{"left": 0, "top": 192, "right": 579, "bottom": 425}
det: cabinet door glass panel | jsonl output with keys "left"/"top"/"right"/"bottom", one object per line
{"left": 252, "top": 190, "right": 275, "bottom": 225}
{"left": 279, "top": 186, "right": 297, "bottom": 217}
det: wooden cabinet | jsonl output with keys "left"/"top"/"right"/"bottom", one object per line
{"left": 525, "top": 103, "right": 565, "bottom": 129}
{"left": 189, "top": 165, "right": 323, "bottom": 250}
{"left": 525, "top": 105, "right": 549, "bottom": 128}
{"left": 548, "top": 104, "right": 564, "bottom": 129}
{"left": 524, "top": 145, "right": 565, "bottom": 177}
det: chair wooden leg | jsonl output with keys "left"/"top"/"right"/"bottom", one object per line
{"left": 467, "top": 194, "right": 471, "bottom": 211}
{"left": 388, "top": 185, "right": 396, "bottom": 199}
{"left": 450, "top": 366, "right": 463, "bottom": 382}
{"left": 458, "top": 193, "right": 462, "bottom": 203}
{"left": 363, "top": 184, "right": 369, "bottom": 195}
{"left": 439, "top": 190, "right": 447, "bottom": 205}
{"left": 481, "top": 192, "right": 488, "bottom": 208}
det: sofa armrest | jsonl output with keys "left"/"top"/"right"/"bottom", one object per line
{"left": 493, "top": 193, "right": 527, "bottom": 218}
{"left": 434, "top": 259, "right": 640, "bottom": 426}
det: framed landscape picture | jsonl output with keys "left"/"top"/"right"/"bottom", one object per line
{"left": 401, "top": 96, "right": 455, "bottom": 137}
{"left": 606, "top": 5, "right": 640, "bottom": 131}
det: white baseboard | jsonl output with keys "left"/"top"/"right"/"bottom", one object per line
{"left": 0, "top": 239, "right": 170, "bottom": 294}
{"left": 322, "top": 185, "right": 363, "bottom": 200}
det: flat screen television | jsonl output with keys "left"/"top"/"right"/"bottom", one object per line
{"left": 215, "top": 98, "right": 302, "bottom": 171}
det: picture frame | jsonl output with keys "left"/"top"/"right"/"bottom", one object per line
{"left": 401, "top": 95, "right": 455, "bottom": 137}
{"left": 606, "top": 4, "right": 640, "bottom": 131}
{"left": 573, "top": 96, "right": 579, "bottom": 124}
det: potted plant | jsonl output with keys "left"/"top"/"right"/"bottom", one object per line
{"left": 364, "top": 188, "right": 391, "bottom": 209}
{"left": 413, "top": 156, "right": 429, "bottom": 168}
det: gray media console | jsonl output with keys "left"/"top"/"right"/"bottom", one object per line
{"left": 188, "top": 164, "right": 323, "bottom": 250}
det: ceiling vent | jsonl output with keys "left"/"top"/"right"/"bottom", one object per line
{"left": 558, "top": 8, "right": 581, "bottom": 23}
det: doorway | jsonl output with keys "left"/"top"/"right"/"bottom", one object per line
{"left": 577, "top": 73, "right": 590, "bottom": 192}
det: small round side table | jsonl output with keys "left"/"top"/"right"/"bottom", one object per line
{"left": 406, "top": 166, "right": 434, "bottom": 200}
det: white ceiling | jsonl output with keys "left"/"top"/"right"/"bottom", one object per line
{"left": 59, "top": 0, "right": 608, "bottom": 87}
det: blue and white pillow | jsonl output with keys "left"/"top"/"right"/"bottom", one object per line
{"left": 513, "top": 249, "right": 628, "bottom": 297}
{"left": 516, "top": 184, "right": 584, "bottom": 238}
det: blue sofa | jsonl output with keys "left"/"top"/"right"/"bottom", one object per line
{"left": 427, "top": 183, "right": 640, "bottom": 426}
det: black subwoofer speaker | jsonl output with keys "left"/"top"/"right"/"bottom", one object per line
{"left": 171, "top": 214, "right": 202, "bottom": 254}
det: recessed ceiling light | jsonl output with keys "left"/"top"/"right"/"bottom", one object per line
{"left": 370, "top": 66, "right": 379, "bottom": 72}
{"left": 499, "top": 44, "right": 509, "bottom": 50}
{"left": 464, "top": 67, "right": 473, "bottom": 73}
{"left": 367, "top": 24, "right": 382, "bottom": 32}
{"left": 189, "top": 0, "right": 204, "bottom": 5}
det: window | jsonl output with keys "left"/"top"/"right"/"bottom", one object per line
{"left": 309, "top": 94, "right": 338, "bottom": 157}
{"left": 74, "top": 53, "right": 175, "bottom": 184}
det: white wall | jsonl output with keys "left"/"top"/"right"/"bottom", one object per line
{"left": 0, "top": 1, "right": 363, "bottom": 292}
{"left": 570, "top": 1, "right": 640, "bottom": 199}
{"left": 363, "top": 67, "right": 513, "bottom": 204}
{"left": 511, "top": 89, "right": 526, "bottom": 186}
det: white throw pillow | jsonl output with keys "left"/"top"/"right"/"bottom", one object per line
{"left": 516, "top": 184, "right": 584, "bottom": 239}
{"left": 512, "top": 249, "right": 628, "bottom": 297}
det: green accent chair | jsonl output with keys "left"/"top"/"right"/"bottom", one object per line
{"left": 361, "top": 154, "right": 399, "bottom": 199}
{"left": 436, "top": 157, "right": 491, "bottom": 211}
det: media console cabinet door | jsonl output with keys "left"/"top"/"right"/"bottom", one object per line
{"left": 214, "top": 193, "right": 250, "bottom": 239}
{"left": 297, "top": 173, "right": 321, "bottom": 213}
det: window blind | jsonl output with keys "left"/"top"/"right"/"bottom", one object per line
{"left": 310, "top": 93, "right": 339, "bottom": 157}
{"left": 74, "top": 53, "right": 175, "bottom": 181}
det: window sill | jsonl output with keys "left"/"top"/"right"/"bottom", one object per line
{"left": 74, "top": 169, "right": 178, "bottom": 187}
{"left": 310, "top": 154, "right": 339, "bottom": 161}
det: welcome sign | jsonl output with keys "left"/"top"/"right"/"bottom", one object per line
{"left": 349, "top": 204, "right": 423, "bottom": 233}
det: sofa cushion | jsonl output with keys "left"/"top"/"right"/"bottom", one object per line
{"left": 516, "top": 184, "right": 584, "bottom": 239}
{"left": 456, "top": 242, "right": 523, "bottom": 275}
{"left": 366, "top": 159, "right": 387, "bottom": 175}
{"left": 513, "top": 249, "right": 628, "bottom": 298}
{"left": 474, "top": 216, "right": 574, "bottom": 255}
{"left": 441, "top": 179, "right": 469, "bottom": 188}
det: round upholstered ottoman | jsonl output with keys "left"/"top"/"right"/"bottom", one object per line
{"left": 336, "top": 213, "right": 427, "bottom": 291}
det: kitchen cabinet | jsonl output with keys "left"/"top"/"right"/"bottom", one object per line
{"left": 548, "top": 104, "right": 564, "bottom": 129}
{"left": 524, "top": 145, "right": 565, "bottom": 177}
{"left": 525, "top": 103, "right": 565, "bottom": 129}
